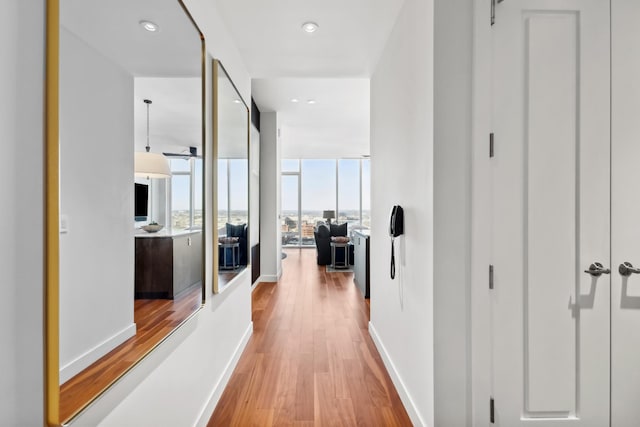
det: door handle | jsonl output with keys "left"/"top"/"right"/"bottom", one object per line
{"left": 619, "top": 262, "right": 640, "bottom": 277}
{"left": 584, "top": 262, "right": 611, "bottom": 277}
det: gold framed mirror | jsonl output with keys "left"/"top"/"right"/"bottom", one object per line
{"left": 213, "top": 60, "right": 250, "bottom": 293}
{"left": 45, "top": 0, "right": 205, "bottom": 424}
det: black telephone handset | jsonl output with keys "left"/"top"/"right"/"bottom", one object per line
{"left": 389, "top": 205, "right": 404, "bottom": 279}
{"left": 389, "top": 205, "right": 404, "bottom": 238}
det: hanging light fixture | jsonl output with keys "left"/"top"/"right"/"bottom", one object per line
{"left": 135, "top": 99, "right": 171, "bottom": 178}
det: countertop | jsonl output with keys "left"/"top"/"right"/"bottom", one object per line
{"left": 134, "top": 228, "right": 203, "bottom": 239}
{"left": 352, "top": 229, "right": 370, "bottom": 238}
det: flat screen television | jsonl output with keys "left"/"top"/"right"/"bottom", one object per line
{"left": 134, "top": 183, "right": 149, "bottom": 221}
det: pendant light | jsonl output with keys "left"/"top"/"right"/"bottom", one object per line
{"left": 134, "top": 99, "right": 171, "bottom": 178}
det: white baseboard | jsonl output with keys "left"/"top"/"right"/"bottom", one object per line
{"left": 369, "top": 322, "right": 426, "bottom": 427}
{"left": 194, "top": 322, "right": 253, "bottom": 427}
{"left": 60, "top": 323, "right": 137, "bottom": 384}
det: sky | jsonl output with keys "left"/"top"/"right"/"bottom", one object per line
{"left": 170, "top": 158, "right": 202, "bottom": 211}
{"left": 170, "top": 158, "right": 248, "bottom": 212}
{"left": 281, "top": 159, "right": 370, "bottom": 213}
{"left": 218, "top": 159, "right": 248, "bottom": 211}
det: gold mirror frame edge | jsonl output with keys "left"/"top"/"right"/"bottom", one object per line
{"left": 212, "top": 59, "right": 218, "bottom": 294}
{"left": 45, "top": 0, "right": 207, "bottom": 425}
{"left": 211, "top": 59, "right": 251, "bottom": 295}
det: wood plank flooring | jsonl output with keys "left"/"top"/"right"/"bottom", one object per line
{"left": 208, "top": 249, "right": 412, "bottom": 426}
{"left": 60, "top": 284, "right": 202, "bottom": 423}
{"left": 219, "top": 267, "right": 246, "bottom": 288}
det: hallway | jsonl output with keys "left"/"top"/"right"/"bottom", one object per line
{"left": 208, "top": 249, "right": 412, "bottom": 426}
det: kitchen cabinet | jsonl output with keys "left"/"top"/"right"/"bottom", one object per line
{"left": 352, "top": 230, "right": 370, "bottom": 298}
{"left": 135, "top": 230, "right": 202, "bottom": 299}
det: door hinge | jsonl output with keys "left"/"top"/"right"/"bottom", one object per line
{"left": 490, "top": 133, "right": 495, "bottom": 158}
{"left": 489, "top": 265, "right": 494, "bottom": 290}
{"left": 490, "top": 397, "right": 495, "bottom": 423}
{"left": 491, "top": 0, "right": 496, "bottom": 25}
{"left": 491, "top": 0, "right": 504, "bottom": 26}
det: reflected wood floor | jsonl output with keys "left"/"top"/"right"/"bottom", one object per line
{"left": 219, "top": 266, "right": 246, "bottom": 288}
{"left": 208, "top": 249, "right": 412, "bottom": 426}
{"left": 60, "top": 284, "right": 202, "bottom": 423}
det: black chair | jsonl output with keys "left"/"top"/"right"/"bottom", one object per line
{"left": 219, "top": 223, "right": 248, "bottom": 267}
{"left": 313, "top": 222, "right": 354, "bottom": 266}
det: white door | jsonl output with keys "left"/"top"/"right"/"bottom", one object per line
{"left": 491, "top": 0, "right": 611, "bottom": 425}
{"left": 611, "top": 1, "right": 640, "bottom": 425}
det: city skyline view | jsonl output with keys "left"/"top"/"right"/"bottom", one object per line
{"left": 169, "top": 158, "right": 370, "bottom": 247}
{"left": 281, "top": 209, "right": 370, "bottom": 246}
{"left": 281, "top": 158, "right": 370, "bottom": 246}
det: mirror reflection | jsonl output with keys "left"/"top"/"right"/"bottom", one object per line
{"left": 215, "top": 61, "right": 250, "bottom": 291}
{"left": 56, "top": 0, "right": 203, "bottom": 422}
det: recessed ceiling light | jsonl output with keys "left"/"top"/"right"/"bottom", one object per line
{"left": 307, "top": 99, "right": 316, "bottom": 105}
{"left": 233, "top": 99, "right": 241, "bottom": 104}
{"left": 139, "top": 20, "right": 159, "bottom": 32}
{"left": 301, "top": 21, "right": 319, "bottom": 33}
{"left": 290, "top": 98, "right": 299, "bottom": 103}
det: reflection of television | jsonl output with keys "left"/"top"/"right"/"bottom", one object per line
{"left": 134, "top": 183, "right": 149, "bottom": 221}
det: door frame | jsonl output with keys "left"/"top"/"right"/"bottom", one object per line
{"left": 470, "top": 0, "right": 495, "bottom": 424}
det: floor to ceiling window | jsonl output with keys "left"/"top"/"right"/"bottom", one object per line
{"left": 170, "top": 158, "right": 203, "bottom": 230}
{"left": 338, "top": 159, "right": 360, "bottom": 225}
{"left": 281, "top": 159, "right": 301, "bottom": 246}
{"left": 281, "top": 158, "right": 370, "bottom": 247}
{"left": 217, "top": 158, "right": 249, "bottom": 233}
{"left": 361, "top": 158, "right": 371, "bottom": 228}
{"left": 301, "top": 159, "right": 336, "bottom": 245}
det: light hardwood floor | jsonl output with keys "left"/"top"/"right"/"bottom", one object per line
{"left": 208, "top": 248, "right": 412, "bottom": 426}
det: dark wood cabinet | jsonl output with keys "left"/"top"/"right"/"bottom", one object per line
{"left": 353, "top": 230, "right": 370, "bottom": 298}
{"left": 135, "top": 231, "right": 202, "bottom": 299}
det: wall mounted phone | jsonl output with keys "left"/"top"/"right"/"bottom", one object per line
{"left": 389, "top": 205, "right": 404, "bottom": 237}
{"left": 389, "top": 205, "right": 404, "bottom": 279}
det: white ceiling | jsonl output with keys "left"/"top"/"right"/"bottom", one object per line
{"left": 252, "top": 78, "right": 370, "bottom": 158}
{"left": 216, "top": 0, "right": 405, "bottom": 158}
{"left": 215, "top": 0, "right": 404, "bottom": 78}
{"left": 62, "top": 0, "right": 203, "bottom": 154}
{"left": 134, "top": 78, "right": 201, "bottom": 155}
{"left": 61, "top": 0, "right": 405, "bottom": 158}
{"left": 62, "top": 0, "right": 201, "bottom": 77}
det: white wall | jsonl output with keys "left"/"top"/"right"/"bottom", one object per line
{"left": 0, "top": 0, "right": 254, "bottom": 425}
{"left": 369, "top": 0, "right": 435, "bottom": 425}
{"left": 0, "top": 2, "right": 19, "bottom": 422}
{"left": 0, "top": 0, "right": 45, "bottom": 425}
{"left": 371, "top": 0, "right": 478, "bottom": 424}
{"left": 259, "top": 112, "right": 282, "bottom": 281}
{"left": 59, "top": 28, "right": 136, "bottom": 382}
{"left": 433, "top": 0, "right": 473, "bottom": 425}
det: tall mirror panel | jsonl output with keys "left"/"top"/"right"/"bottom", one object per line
{"left": 214, "top": 60, "right": 250, "bottom": 292}
{"left": 46, "top": 0, "right": 205, "bottom": 424}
